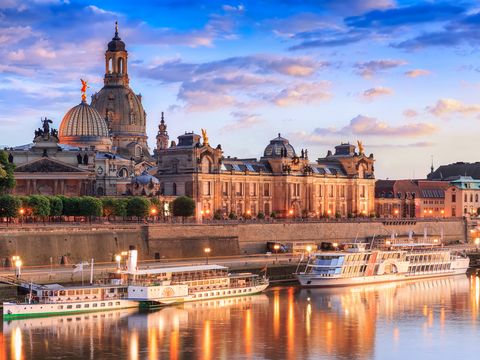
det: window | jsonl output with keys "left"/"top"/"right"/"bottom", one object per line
{"left": 84, "top": 304, "right": 89, "bottom": 308}
{"left": 465, "top": 193, "right": 468, "bottom": 202}
{"left": 76, "top": 305, "right": 81, "bottom": 309}
{"left": 264, "top": 202, "right": 270, "bottom": 215}
{"left": 236, "top": 183, "right": 243, "bottom": 196}
{"left": 318, "top": 185, "right": 323, "bottom": 197}
{"left": 329, "top": 185, "right": 334, "bottom": 197}
{"left": 222, "top": 182, "right": 229, "bottom": 196}
{"left": 292, "top": 184, "right": 300, "bottom": 197}
{"left": 476, "top": 194, "right": 479, "bottom": 202}
{"left": 172, "top": 183, "right": 177, "bottom": 196}
{"left": 203, "top": 181, "right": 211, "bottom": 196}
{"left": 249, "top": 183, "right": 257, "bottom": 196}
{"left": 452, "top": 194, "right": 456, "bottom": 203}
{"left": 93, "top": 303, "right": 98, "bottom": 308}
{"left": 264, "top": 183, "right": 270, "bottom": 197}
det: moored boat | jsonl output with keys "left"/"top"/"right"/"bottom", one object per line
{"left": 295, "top": 242, "right": 469, "bottom": 287}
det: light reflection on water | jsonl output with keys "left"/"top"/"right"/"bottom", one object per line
{"left": 1, "top": 274, "right": 480, "bottom": 360}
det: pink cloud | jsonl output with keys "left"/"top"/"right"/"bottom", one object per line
{"left": 404, "top": 69, "right": 431, "bottom": 78}
{"left": 427, "top": 98, "right": 480, "bottom": 117}
{"left": 362, "top": 86, "right": 393, "bottom": 100}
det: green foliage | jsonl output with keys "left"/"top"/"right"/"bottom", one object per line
{"left": 171, "top": 196, "right": 196, "bottom": 218}
{"left": 228, "top": 212, "right": 237, "bottom": 220}
{"left": 257, "top": 212, "right": 265, "bottom": 219}
{"left": 213, "top": 209, "right": 222, "bottom": 220}
{"left": 114, "top": 198, "right": 128, "bottom": 217}
{"left": 347, "top": 213, "right": 354, "bottom": 219}
{"left": 102, "top": 198, "right": 117, "bottom": 217}
{"left": 0, "top": 151, "right": 16, "bottom": 194}
{"left": 61, "top": 196, "right": 80, "bottom": 216}
{"left": 28, "top": 195, "right": 50, "bottom": 217}
{"left": 126, "top": 197, "right": 150, "bottom": 218}
{"left": 335, "top": 212, "right": 341, "bottom": 219}
{"left": 270, "top": 211, "right": 277, "bottom": 219}
{"left": 78, "top": 196, "right": 103, "bottom": 217}
{"left": 369, "top": 213, "right": 376, "bottom": 218}
{"left": 48, "top": 196, "right": 63, "bottom": 216}
{"left": 0, "top": 194, "right": 21, "bottom": 218}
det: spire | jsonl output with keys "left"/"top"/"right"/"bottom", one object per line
{"left": 430, "top": 155, "right": 434, "bottom": 174}
{"left": 114, "top": 21, "right": 120, "bottom": 40}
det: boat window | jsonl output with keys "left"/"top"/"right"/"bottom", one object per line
{"left": 58, "top": 305, "right": 63, "bottom": 309}
{"left": 93, "top": 303, "right": 98, "bottom": 308}
{"left": 84, "top": 290, "right": 91, "bottom": 295}
{"left": 75, "top": 290, "right": 82, "bottom": 295}
{"left": 109, "top": 288, "right": 115, "bottom": 293}
{"left": 91, "top": 289, "right": 99, "bottom": 294}
{"left": 67, "top": 305, "right": 73, "bottom": 309}
{"left": 101, "top": 303, "right": 106, "bottom": 307}
{"left": 67, "top": 290, "right": 75, "bottom": 296}
{"left": 108, "top": 302, "right": 113, "bottom": 306}
{"left": 84, "top": 304, "right": 89, "bottom": 308}
{"left": 116, "top": 302, "right": 120, "bottom": 305}
{"left": 76, "top": 305, "right": 81, "bottom": 309}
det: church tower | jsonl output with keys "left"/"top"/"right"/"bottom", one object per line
{"left": 156, "top": 112, "right": 169, "bottom": 151}
{"left": 91, "top": 22, "right": 150, "bottom": 161}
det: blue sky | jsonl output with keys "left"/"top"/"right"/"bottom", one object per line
{"left": 1, "top": 0, "right": 480, "bottom": 178}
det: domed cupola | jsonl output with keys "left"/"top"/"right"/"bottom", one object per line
{"left": 59, "top": 81, "right": 112, "bottom": 150}
{"left": 108, "top": 22, "right": 126, "bottom": 52}
{"left": 263, "top": 133, "right": 296, "bottom": 158}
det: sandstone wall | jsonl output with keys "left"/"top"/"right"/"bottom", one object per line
{"left": 0, "top": 219, "right": 466, "bottom": 265}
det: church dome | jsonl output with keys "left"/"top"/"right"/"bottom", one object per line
{"left": 59, "top": 101, "right": 112, "bottom": 149}
{"left": 108, "top": 21, "right": 125, "bottom": 52}
{"left": 263, "top": 133, "right": 296, "bottom": 158}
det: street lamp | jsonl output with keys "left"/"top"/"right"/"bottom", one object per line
{"left": 289, "top": 209, "right": 294, "bottom": 217}
{"left": 385, "top": 240, "right": 391, "bottom": 247}
{"left": 150, "top": 208, "right": 157, "bottom": 221}
{"left": 332, "top": 242, "right": 338, "bottom": 251}
{"left": 273, "top": 244, "right": 280, "bottom": 262}
{"left": 440, "top": 209, "right": 445, "bottom": 217}
{"left": 394, "top": 209, "right": 399, "bottom": 217}
{"left": 204, "top": 247, "right": 211, "bottom": 264}
{"left": 475, "top": 237, "right": 480, "bottom": 250}
{"left": 306, "top": 245, "right": 312, "bottom": 253}
{"left": 115, "top": 254, "right": 121, "bottom": 269}
{"left": 13, "top": 257, "right": 22, "bottom": 278}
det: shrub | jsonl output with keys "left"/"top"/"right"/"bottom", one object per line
{"left": 78, "top": 196, "right": 103, "bottom": 217}
{"left": 257, "top": 211, "right": 265, "bottom": 220}
{"left": 48, "top": 196, "right": 63, "bottom": 217}
{"left": 213, "top": 209, "right": 223, "bottom": 220}
{"left": 28, "top": 195, "right": 50, "bottom": 218}
{"left": 228, "top": 212, "right": 237, "bottom": 220}
{"left": 126, "top": 197, "right": 150, "bottom": 219}
{"left": 0, "top": 194, "right": 21, "bottom": 219}
{"left": 171, "top": 196, "right": 195, "bottom": 220}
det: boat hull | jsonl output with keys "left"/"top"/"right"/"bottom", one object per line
{"left": 296, "top": 267, "right": 468, "bottom": 287}
{"left": 2, "top": 299, "right": 138, "bottom": 320}
{"left": 138, "top": 283, "right": 269, "bottom": 308}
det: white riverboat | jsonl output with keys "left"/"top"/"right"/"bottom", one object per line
{"left": 2, "top": 284, "right": 138, "bottom": 320}
{"left": 295, "top": 243, "right": 470, "bottom": 287}
{"left": 121, "top": 264, "right": 269, "bottom": 308}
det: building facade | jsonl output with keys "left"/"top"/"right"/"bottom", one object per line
{"left": 444, "top": 176, "right": 480, "bottom": 217}
{"left": 155, "top": 124, "right": 375, "bottom": 219}
{"left": 375, "top": 179, "right": 448, "bottom": 218}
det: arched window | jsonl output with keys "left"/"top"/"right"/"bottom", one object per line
{"left": 470, "top": 194, "right": 473, "bottom": 203}
{"left": 172, "top": 183, "right": 177, "bottom": 196}
{"left": 107, "top": 57, "right": 113, "bottom": 74}
{"left": 201, "top": 156, "right": 212, "bottom": 173}
{"left": 97, "top": 187, "right": 104, "bottom": 196}
{"left": 118, "top": 168, "right": 128, "bottom": 178}
{"left": 118, "top": 57, "right": 124, "bottom": 74}
{"left": 476, "top": 194, "right": 479, "bottom": 202}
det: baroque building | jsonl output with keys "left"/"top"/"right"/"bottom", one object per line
{"left": 5, "top": 24, "right": 153, "bottom": 197}
{"left": 155, "top": 124, "right": 376, "bottom": 219}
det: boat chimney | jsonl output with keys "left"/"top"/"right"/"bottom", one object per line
{"left": 127, "top": 246, "right": 138, "bottom": 272}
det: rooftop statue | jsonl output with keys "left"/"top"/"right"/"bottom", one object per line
{"left": 357, "top": 140, "right": 365, "bottom": 155}
{"left": 201, "top": 128, "right": 209, "bottom": 146}
{"left": 81, "top": 79, "right": 89, "bottom": 103}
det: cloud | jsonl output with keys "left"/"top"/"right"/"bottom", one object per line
{"left": 404, "top": 69, "right": 431, "bottom": 78}
{"left": 354, "top": 59, "right": 406, "bottom": 78}
{"left": 403, "top": 109, "right": 418, "bottom": 118}
{"left": 427, "top": 98, "right": 480, "bottom": 117}
{"left": 271, "top": 82, "right": 331, "bottom": 107}
{"left": 313, "top": 115, "right": 437, "bottom": 137}
{"left": 220, "top": 111, "right": 263, "bottom": 133}
{"left": 345, "top": 3, "right": 465, "bottom": 29}
{"left": 362, "top": 86, "right": 393, "bottom": 100}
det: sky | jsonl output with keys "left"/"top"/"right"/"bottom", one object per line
{"left": 1, "top": 0, "right": 480, "bottom": 179}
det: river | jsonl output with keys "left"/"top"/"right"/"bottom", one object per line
{"left": 1, "top": 274, "right": 479, "bottom": 359}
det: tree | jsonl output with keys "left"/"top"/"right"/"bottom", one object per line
{"left": 48, "top": 196, "right": 63, "bottom": 217}
{"left": 213, "top": 209, "right": 222, "bottom": 220}
{"left": 257, "top": 211, "right": 265, "bottom": 220}
{"left": 126, "top": 197, "right": 150, "bottom": 219}
{"left": 171, "top": 196, "right": 195, "bottom": 221}
{"left": 114, "top": 198, "right": 128, "bottom": 218}
{"left": 0, "top": 150, "right": 15, "bottom": 194}
{"left": 102, "top": 198, "right": 128, "bottom": 219}
{"left": 60, "top": 196, "right": 80, "bottom": 217}
{"left": 28, "top": 195, "right": 50, "bottom": 218}
{"left": 78, "top": 196, "right": 103, "bottom": 217}
{"left": 0, "top": 195, "right": 21, "bottom": 220}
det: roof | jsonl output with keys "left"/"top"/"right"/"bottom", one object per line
{"left": 125, "top": 264, "right": 227, "bottom": 275}
{"left": 222, "top": 159, "right": 273, "bottom": 173}
{"left": 428, "top": 162, "right": 480, "bottom": 181}
{"left": 375, "top": 179, "right": 448, "bottom": 199}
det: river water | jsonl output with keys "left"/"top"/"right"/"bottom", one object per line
{"left": 1, "top": 274, "right": 479, "bottom": 360}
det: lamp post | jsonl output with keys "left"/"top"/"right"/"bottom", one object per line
{"left": 12, "top": 256, "right": 22, "bottom": 278}
{"left": 394, "top": 209, "right": 399, "bottom": 218}
{"left": 289, "top": 209, "right": 294, "bottom": 218}
{"left": 385, "top": 240, "right": 391, "bottom": 248}
{"left": 204, "top": 247, "right": 211, "bottom": 264}
{"left": 19, "top": 208, "right": 25, "bottom": 225}
{"left": 332, "top": 242, "right": 338, "bottom": 251}
{"left": 150, "top": 208, "right": 157, "bottom": 222}
{"left": 274, "top": 244, "right": 280, "bottom": 262}
{"left": 115, "top": 254, "right": 121, "bottom": 270}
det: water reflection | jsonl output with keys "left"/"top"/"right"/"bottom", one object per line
{"left": 2, "top": 275, "right": 480, "bottom": 359}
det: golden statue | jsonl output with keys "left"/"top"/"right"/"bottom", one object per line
{"left": 80, "top": 79, "right": 89, "bottom": 103}
{"left": 201, "top": 128, "right": 209, "bottom": 146}
{"left": 357, "top": 140, "right": 365, "bottom": 155}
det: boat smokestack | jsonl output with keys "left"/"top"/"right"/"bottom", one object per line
{"left": 127, "top": 247, "right": 138, "bottom": 272}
